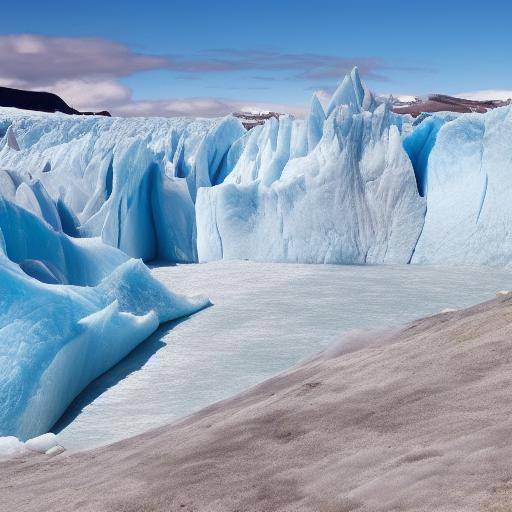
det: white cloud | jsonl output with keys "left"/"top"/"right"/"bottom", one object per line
{"left": 115, "top": 97, "right": 305, "bottom": 118}
{"left": 0, "top": 33, "right": 325, "bottom": 117}
{"left": 455, "top": 90, "right": 512, "bottom": 102}
{"left": 0, "top": 34, "right": 168, "bottom": 85}
{"left": 45, "top": 80, "right": 132, "bottom": 112}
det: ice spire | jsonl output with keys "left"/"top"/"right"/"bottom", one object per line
{"left": 326, "top": 66, "right": 376, "bottom": 117}
{"left": 307, "top": 93, "right": 325, "bottom": 151}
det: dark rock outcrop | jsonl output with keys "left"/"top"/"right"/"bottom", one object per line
{"left": 0, "top": 86, "right": 111, "bottom": 117}
{"left": 393, "top": 94, "right": 510, "bottom": 117}
{"left": 233, "top": 111, "right": 281, "bottom": 130}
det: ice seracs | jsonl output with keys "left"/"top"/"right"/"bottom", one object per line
{"left": 326, "top": 66, "right": 377, "bottom": 116}
{"left": 196, "top": 68, "right": 426, "bottom": 264}
{"left": 2, "top": 67, "right": 512, "bottom": 269}
{"left": 0, "top": 111, "right": 245, "bottom": 262}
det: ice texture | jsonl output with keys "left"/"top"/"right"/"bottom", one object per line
{"left": 0, "top": 111, "right": 245, "bottom": 262}
{"left": 412, "top": 106, "right": 512, "bottom": 265}
{"left": 0, "top": 198, "right": 209, "bottom": 440}
{"left": 0, "top": 436, "right": 27, "bottom": 459}
{"left": 196, "top": 68, "right": 426, "bottom": 264}
{"left": 0, "top": 433, "right": 65, "bottom": 459}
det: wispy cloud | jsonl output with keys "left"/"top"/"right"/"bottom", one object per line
{"left": 172, "top": 49, "right": 389, "bottom": 82}
{"left": 0, "top": 34, "right": 393, "bottom": 84}
{"left": 0, "top": 34, "right": 167, "bottom": 85}
{"left": 0, "top": 34, "right": 425, "bottom": 117}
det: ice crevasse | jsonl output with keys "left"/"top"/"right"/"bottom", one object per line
{"left": 0, "top": 198, "right": 209, "bottom": 440}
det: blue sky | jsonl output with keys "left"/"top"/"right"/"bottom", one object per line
{"left": 1, "top": 0, "right": 511, "bottom": 116}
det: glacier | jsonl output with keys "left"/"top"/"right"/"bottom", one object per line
{"left": 411, "top": 106, "right": 512, "bottom": 265}
{"left": 196, "top": 68, "right": 426, "bottom": 264}
{"left": 196, "top": 69, "right": 512, "bottom": 266}
{"left": 1, "top": 66, "right": 512, "bottom": 445}
{"left": 0, "top": 197, "right": 209, "bottom": 440}
{"left": 0, "top": 111, "right": 245, "bottom": 262}
{"left": 3, "top": 68, "right": 512, "bottom": 266}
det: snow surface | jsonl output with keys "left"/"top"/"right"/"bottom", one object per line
{"left": 55, "top": 261, "right": 512, "bottom": 451}
{"left": 0, "top": 433, "right": 63, "bottom": 459}
{"left": 455, "top": 90, "right": 512, "bottom": 102}
{"left": 24, "top": 433, "right": 60, "bottom": 453}
{"left": 0, "top": 197, "right": 209, "bottom": 441}
{"left": 0, "top": 436, "right": 28, "bottom": 459}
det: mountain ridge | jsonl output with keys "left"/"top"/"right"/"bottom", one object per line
{"left": 0, "top": 86, "right": 111, "bottom": 117}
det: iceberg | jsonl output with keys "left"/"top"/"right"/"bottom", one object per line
{"left": 0, "top": 198, "right": 209, "bottom": 440}
{"left": 196, "top": 68, "right": 426, "bottom": 264}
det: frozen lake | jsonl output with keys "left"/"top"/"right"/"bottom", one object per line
{"left": 55, "top": 261, "right": 512, "bottom": 451}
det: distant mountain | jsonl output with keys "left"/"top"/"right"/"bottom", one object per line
{"left": 390, "top": 93, "right": 510, "bottom": 117}
{"left": 455, "top": 90, "right": 512, "bottom": 102}
{"left": 0, "top": 86, "right": 111, "bottom": 117}
{"left": 233, "top": 111, "right": 281, "bottom": 129}
{"left": 234, "top": 92, "right": 512, "bottom": 129}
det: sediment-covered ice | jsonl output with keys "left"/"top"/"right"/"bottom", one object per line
{"left": 0, "top": 198, "right": 209, "bottom": 440}
{"left": 196, "top": 68, "right": 426, "bottom": 264}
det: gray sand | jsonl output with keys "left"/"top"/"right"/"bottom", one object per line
{"left": 2, "top": 294, "right": 512, "bottom": 511}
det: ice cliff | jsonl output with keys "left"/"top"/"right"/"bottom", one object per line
{"left": 0, "top": 112, "right": 245, "bottom": 262}
{"left": 2, "top": 67, "right": 512, "bottom": 270}
{"left": 196, "top": 69, "right": 512, "bottom": 265}
{"left": 196, "top": 68, "right": 426, "bottom": 264}
{"left": 411, "top": 106, "right": 512, "bottom": 265}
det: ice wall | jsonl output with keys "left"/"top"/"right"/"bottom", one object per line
{"left": 412, "top": 106, "right": 512, "bottom": 265}
{"left": 196, "top": 68, "right": 426, "bottom": 264}
{"left": 2, "top": 68, "right": 512, "bottom": 267}
{"left": 0, "top": 111, "right": 245, "bottom": 262}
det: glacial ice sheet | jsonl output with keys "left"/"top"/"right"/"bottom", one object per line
{"left": 0, "top": 110, "right": 245, "bottom": 262}
{"left": 412, "top": 106, "right": 512, "bottom": 265}
{"left": 0, "top": 199, "right": 209, "bottom": 440}
{"left": 197, "top": 68, "right": 426, "bottom": 264}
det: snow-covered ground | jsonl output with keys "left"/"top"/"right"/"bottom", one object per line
{"left": 55, "top": 261, "right": 512, "bottom": 451}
